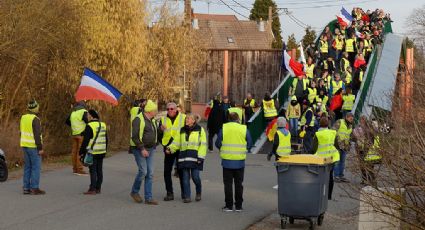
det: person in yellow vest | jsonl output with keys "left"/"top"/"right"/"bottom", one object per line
{"left": 262, "top": 92, "right": 278, "bottom": 122}
{"left": 344, "top": 66, "right": 353, "bottom": 87}
{"left": 130, "top": 100, "right": 159, "bottom": 205}
{"left": 130, "top": 99, "right": 146, "bottom": 122}
{"left": 228, "top": 103, "right": 244, "bottom": 124}
{"left": 322, "top": 56, "right": 335, "bottom": 75}
{"left": 316, "top": 88, "right": 329, "bottom": 107}
{"left": 364, "top": 34, "right": 373, "bottom": 63}
{"left": 215, "top": 112, "right": 252, "bottom": 212}
{"left": 243, "top": 93, "right": 257, "bottom": 123}
{"left": 300, "top": 100, "right": 315, "bottom": 153}
{"left": 20, "top": 100, "right": 45, "bottom": 195}
{"left": 342, "top": 87, "right": 356, "bottom": 116}
{"left": 158, "top": 102, "right": 186, "bottom": 201}
{"left": 286, "top": 96, "right": 301, "bottom": 138}
{"left": 332, "top": 113, "right": 354, "bottom": 183}
{"left": 66, "top": 101, "right": 88, "bottom": 175}
{"left": 307, "top": 80, "right": 318, "bottom": 104}
{"left": 290, "top": 76, "right": 308, "bottom": 104}
{"left": 340, "top": 52, "right": 350, "bottom": 73}
{"left": 331, "top": 73, "right": 345, "bottom": 96}
{"left": 267, "top": 117, "right": 291, "bottom": 161}
{"left": 79, "top": 110, "right": 108, "bottom": 195}
{"left": 305, "top": 57, "right": 315, "bottom": 79}
{"left": 333, "top": 34, "right": 345, "bottom": 62}
{"left": 313, "top": 98, "right": 327, "bottom": 122}
{"left": 345, "top": 33, "right": 357, "bottom": 64}
{"left": 167, "top": 114, "right": 207, "bottom": 203}
{"left": 311, "top": 117, "right": 339, "bottom": 200}
{"left": 319, "top": 35, "right": 329, "bottom": 60}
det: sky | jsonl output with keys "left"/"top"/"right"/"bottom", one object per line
{"left": 150, "top": 0, "right": 424, "bottom": 41}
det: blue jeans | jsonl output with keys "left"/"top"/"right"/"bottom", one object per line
{"left": 181, "top": 168, "right": 201, "bottom": 199}
{"left": 334, "top": 149, "right": 346, "bottom": 177}
{"left": 289, "top": 118, "right": 298, "bottom": 137}
{"left": 22, "top": 148, "right": 41, "bottom": 190}
{"left": 131, "top": 148, "right": 155, "bottom": 201}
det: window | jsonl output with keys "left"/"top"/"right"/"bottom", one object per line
{"left": 227, "top": 37, "right": 234, "bottom": 43}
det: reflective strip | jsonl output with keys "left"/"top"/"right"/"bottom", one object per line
{"left": 221, "top": 143, "right": 246, "bottom": 148}
{"left": 20, "top": 138, "right": 35, "bottom": 143}
{"left": 178, "top": 157, "right": 198, "bottom": 162}
{"left": 318, "top": 143, "right": 333, "bottom": 148}
{"left": 21, "top": 132, "right": 34, "bottom": 137}
{"left": 317, "top": 150, "right": 336, "bottom": 155}
{"left": 277, "top": 146, "right": 291, "bottom": 150}
{"left": 220, "top": 150, "right": 246, "bottom": 155}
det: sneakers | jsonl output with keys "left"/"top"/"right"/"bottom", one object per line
{"left": 23, "top": 189, "right": 31, "bottom": 195}
{"left": 235, "top": 207, "right": 243, "bottom": 212}
{"left": 73, "top": 171, "right": 88, "bottom": 176}
{"left": 334, "top": 176, "right": 342, "bottom": 183}
{"left": 183, "top": 198, "right": 192, "bottom": 203}
{"left": 130, "top": 193, "right": 143, "bottom": 203}
{"left": 83, "top": 190, "right": 96, "bottom": 195}
{"left": 30, "top": 188, "right": 46, "bottom": 195}
{"left": 145, "top": 200, "right": 159, "bottom": 205}
{"left": 222, "top": 206, "right": 233, "bottom": 212}
{"left": 339, "top": 177, "right": 350, "bottom": 183}
{"left": 164, "top": 193, "right": 174, "bottom": 201}
{"left": 195, "top": 194, "right": 202, "bottom": 202}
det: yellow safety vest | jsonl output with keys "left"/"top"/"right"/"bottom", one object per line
{"left": 308, "top": 88, "right": 317, "bottom": 104}
{"left": 292, "top": 78, "right": 308, "bottom": 94}
{"left": 342, "top": 94, "right": 355, "bottom": 111}
{"left": 314, "top": 128, "right": 339, "bottom": 163}
{"left": 320, "top": 40, "right": 328, "bottom": 53}
{"left": 160, "top": 113, "right": 186, "bottom": 146}
{"left": 341, "top": 58, "right": 350, "bottom": 72}
{"left": 287, "top": 104, "right": 301, "bottom": 119}
{"left": 169, "top": 127, "right": 207, "bottom": 160}
{"left": 70, "top": 109, "right": 87, "bottom": 135}
{"left": 344, "top": 71, "right": 352, "bottom": 84}
{"left": 130, "top": 107, "right": 140, "bottom": 122}
{"left": 305, "top": 64, "right": 315, "bottom": 79}
{"left": 300, "top": 108, "right": 315, "bottom": 127}
{"left": 359, "top": 70, "right": 364, "bottom": 82}
{"left": 87, "top": 122, "right": 107, "bottom": 155}
{"left": 130, "top": 113, "right": 157, "bottom": 147}
{"left": 243, "top": 99, "right": 256, "bottom": 108}
{"left": 332, "top": 80, "right": 343, "bottom": 95}
{"left": 336, "top": 119, "right": 352, "bottom": 146}
{"left": 316, "top": 95, "right": 329, "bottom": 106}
{"left": 335, "top": 38, "right": 344, "bottom": 50}
{"left": 365, "top": 136, "right": 382, "bottom": 161}
{"left": 228, "top": 107, "right": 244, "bottom": 123}
{"left": 220, "top": 122, "right": 247, "bottom": 161}
{"left": 20, "top": 114, "right": 41, "bottom": 148}
{"left": 364, "top": 39, "right": 372, "bottom": 52}
{"left": 276, "top": 130, "right": 291, "bottom": 157}
{"left": 263, "top": 100, "right": 277, "bottom": 118}
{"left": 345, "top": 39, "right": 355, "bottom": 53}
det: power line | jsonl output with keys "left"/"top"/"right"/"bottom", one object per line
{"left": 217, "top": 0, "right": 249, "bottom": 19}
{"left": 229, "top": 0, "right": 251, "bottom": 11}
{"left": 278, "top": 0, "right": 379, "bottom": 10}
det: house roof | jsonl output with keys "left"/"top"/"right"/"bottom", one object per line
{"left": 193, "top": 14, "right": 274, "bottom": 50}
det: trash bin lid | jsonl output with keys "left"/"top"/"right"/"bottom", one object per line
{"left": 277, "top": 154, "right": 332, "bottom": 165}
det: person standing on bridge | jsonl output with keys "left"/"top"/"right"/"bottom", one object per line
{"left": 333, "top": 113, "right": 354, "bottom": 183}
{"left": 158, "top": 102, "right": 185, "bottom": 202}
{"left": 130, "top": 100, "right": 159, "bottom": 205}
{"left": 243, "top": 93, "right": 257, "bottom": 123}
{"left": 167, "top": 114, "right": 207, "bottom": 203}
{"left": 286, "top": 96, "right": 301, "bottom": 139}
{"left": 79, "top": 110, "right": 108, "bottom": 195}
{"left": 290, "top": 76, "right": 308, "bottom": 105}
{"left": 66, "top": 101, "right": 88, "bottom": 175}
{"left": 262, "top": 92, "right": 278, "bottom": 123}
{"left": 20, "top": 100, "right": 45, "bottom": 195}
{"left": 216, "top": 112, "right": 252, "bottom": 212}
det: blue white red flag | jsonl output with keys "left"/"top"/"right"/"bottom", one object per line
{"left": 281, "top": 44, "right": 304, "bottom": 77}
{"left": 75, "top": 68, "right": 122, "bottom": 105}
{"left": 336, "top": 7, "right": 353, "bottom": 27}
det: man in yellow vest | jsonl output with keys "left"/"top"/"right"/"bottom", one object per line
{"left": 130, "top": 100, "right": 159, "bottom": 205}
{"left": 215, "top": 112, "right": 252, "bottom": 212}
{"left": 331, "top": 73, "right": 345, "bottom": 96}
{"left": 228, "top": 104, "right": 244, "bottom": 124}
{"left": 290, "top": 76, "right": 308, "bottom": 104}
{"left": 66, "top": 101, "right": 88, "bottom": 175}
{"left": 20, "top": 100, "right": 45, "bottom": 195}
{"left": 333, "top": 113, "right": 354, "bottom": 183}
{"left": 360, "top": 119, "right": 382, "bottom": 186}
{"left": 333, "top": 34, "right": 345, "bottom": 62}
{"left": 130, "top": 99, "right": 146, "bottom": 122}
{"left": 342, "top": 88, "right": 356, "bottom": 116}
{"left": 345, "top": 33, "right": 357, "bottom": 64}
{"left": 305, "top": 57, "right": 315, "bottom": 79}
{"left": 340, "top": 52, "right": 350, "bottom": 73}
{"left": 364, "top": 34, "right": 373, "bottom": 63}
{"left": 267, "top": 117, "right": 291, "bottom": 161}
{"left": 158, "top": 102, "right": 186, "bottom": 201}
{"left": 243, "top": 93, "right": 257, "bottom": 123}
{"left": 319, "top": 35, "right": 329, "bottom": 60}
{"left": 79, "top": 109, "right": 108, "bottom": 195}
{"left": 262, "top": 92, "right": 278, "bottom": 122}
{"left": 300, "top": 100, "right": 315, "bottom": 153}
{"left": 311, "top": 117, "right": 339, "bottom": 200}
{"left": 344, "top": 66, "right": 353, "bottom": 86}
{"left": 286, "top": 96, "right": 301, "bottom": 138}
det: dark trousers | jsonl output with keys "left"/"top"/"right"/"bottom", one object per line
{"left": 208, "top": 130, "right": 218, "bottom": 151}
{"left": 164, "top": 150, "right": 183, "bottom": 196}
{"left": 328, "top": 165, "right": 334, "bottom": 200}
{"left": 303, "top": 127, "right": 315, "bottom": 154}
{"left": 89, "top": 154, "right": 105, "bottom": 191}
{"left": 223, "top": 167, "right": 244, "bottom": 209}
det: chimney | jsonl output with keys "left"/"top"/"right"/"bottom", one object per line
{"left": 258, "top": 18, "right": 265, "bottom": 32}
{"left": 267, "top": 6, "right": 273, "bottom": 32}
{"left": 192, "top": 18, "right": 199, "bottom": 30}
{"left": 184, "top": 0, "right": 192, "bottom": 26}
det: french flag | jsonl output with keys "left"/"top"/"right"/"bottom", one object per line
{"left": 75, "top": 68, "right": 123, "bottom": 106}
{"left": 281, "top": 44, "right": 304, "bottom": 77}
{"left": 337, "top": 7, "right": 353, "bottom": 27}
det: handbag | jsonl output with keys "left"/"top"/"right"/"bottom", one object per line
{"left": 84, "top": 122, "right": 101, "bottom": 167}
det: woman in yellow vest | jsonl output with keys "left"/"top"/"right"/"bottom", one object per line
{"left": 286, "top": 96, "right": 301, "bottom": 138}
{"left": 311, "top": 117, "right": 339, "bottom": 200}
{"left": 307, "top": 80, "right": 318, "bottom": 104}
{"left": 167, "top": 114, "right": 207, "bottom": 203}
{"left": 80, "top": 110, "right": 108, "bottom": 195}
{"left": 267, "top": 117, "right": 291, "bottom": 161}
{"left": 342, "top": 87, "right": 356, "bottom": 116}
{"left": 20, "top": 100, "right": 45, "bottom": 195}
{"left": 262, "top": 92, "right": 278, "bottom": 122}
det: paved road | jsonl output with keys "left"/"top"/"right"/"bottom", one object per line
{"left": 0, "top": 150, "right": 278, "bottom": 230}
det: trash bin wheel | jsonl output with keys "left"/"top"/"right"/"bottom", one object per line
{"left": 281, "top": 218, "right": 287, "bottom": 229}
{"left": 318, "top": 214, "right": 324, "bottom": 226}
{"left": 289, "top": 217, "right": 294, "bottom": 224}
{"left": 308, "top": 218, "right": 315, "bottom": 230}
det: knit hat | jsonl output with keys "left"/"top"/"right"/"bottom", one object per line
{"left": 27, "top": 100, "right": 39, "bottom": 113}
{"left": 144, "top": 100, "right": 157, "bottom": 112}
{"left": 277, "top": 117, "right": 287, "bottom": 128}
{"left": 291, "top": 95, "right": 297, "bottom": 101}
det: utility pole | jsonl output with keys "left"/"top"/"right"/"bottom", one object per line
{"left": 183, "top": 0, "right": 192, "bottom": 112}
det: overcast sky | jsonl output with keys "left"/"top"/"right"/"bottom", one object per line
{"left": 151, "top": 0, "right": 423, "bottom": 41}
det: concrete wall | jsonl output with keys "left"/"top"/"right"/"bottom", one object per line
{"left": 192, "top": 49, "right": 282, "bottom": 106}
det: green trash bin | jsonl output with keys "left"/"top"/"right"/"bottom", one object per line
{"left": 276, "top": 154, "right": 332, "bottom": 229}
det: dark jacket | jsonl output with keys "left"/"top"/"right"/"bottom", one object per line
{"left": 131, "top": 113, "right": 158, "bottom": 150}
{"left": 207, "top": 99, "right": 225, "bottom": 133}
{"left": 79, "top": 119, "right": 108, "bottom": 156}
{"left": 176, "top": 124, "right": 206, "bottom": 170}
{"left": 29, "top": 113, "right": 43, "bottom": 151}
